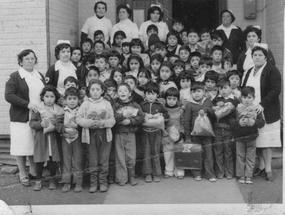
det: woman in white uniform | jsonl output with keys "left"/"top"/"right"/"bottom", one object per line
{"left": 242, "top": 44, "right": 281, "bottom": 181}
{"left": 5, "top": 49, "right": 45, "bottom": 186}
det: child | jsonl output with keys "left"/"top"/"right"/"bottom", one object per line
{"left": 94, "top": 40, "right": 105, "bottom": 55}
{"left": 227, "top": 70, "right": 241, "bottom": 99}
{"left": 211, "top": 45, "right": 226, "bottom": 77}
{"left": 94, "top": 30, "right": 110, "bottom": 49}
{"left": 30, "top": 85, "right": 64, "bottom": 191}
{"left": 179, "top": 71, "right": 194, "bottom": 106}
{"left": 85, "top": 66, "right": 100, "bottom": 88}
{"left": 85, "top": 54, "right": 95, "bottom": 69}
{"left": 196, "top": 56, "right": 212, "bottom": 82}
{"left": 211, "top": 31, "right": 233, "bottom": 63}
{"left": 187, "top": 29, "right": 202, "bottom": 53}
{"left": 124, "top": 75, "right": 144, "bottom": 104}
{"left": 148, "top": 34, "right": 161, "bottom": 56}
{"left": 145, "top": 24, "right": 159, "bottom": 49}
{"left": 166, "top": 31, "right": 182, "bottom": 57}
{"left": 233, "top": 86, "right": 265, "bottom": 184}
{"left": 154, "top": 41, "right": 168, "bottom": 61}
{"left": 76, "top": 79, "right": 115, "bottom": 193}
{"left": 104, "top": 79, "right": 118, "bottom": 105}
{"left": 212, "top": 78, "right": 239, "bottom": 179}
{"left": 173, "top": 59, "right": 185, "bottom": 78}
{"left": 108, "top": 50, "right": 121, "bottom": 69}
{"left": 95, "top": 54, "right": 110, "bottom": 82}
{"left": 140, "top": 82, "right": 169, "bottom": 182}
{"left": 189, "top": 51, "right": 202, "bottom": 74}
{"left": 71, "top": 47, "right": 83, "bottom": 68}
{"left": 56, "top": 87, "right": 83, "bottom": 193}
{"left": 172, "top": 19, "right": 184, "bottom": 35}
{"left": 81, "top": 38, "right": 93, "bottom": 64}
{"left": 183, "top": 82, "right": 216, "bottom": 181}
{"left": 162, "top": 87, "right": 184, "bottom": 178}
{"left": 130, "top": 38, "right": 150, "bottom": 67}
{"left": 223, "top": 56, "right": 233, "bottom": 74}
{"left": 121, "top": 41, "right": 131, "bottom": 67}
{"left": 137, "top": 68, "right": 151, "bottom": 97}
{"left": 168, "top": 54, "right": 180, "bottom": 65}
{"left": 150, "top": 54, "right": 163, "bottom": 83}
{"left": 178, "top": 45, "right": 191, "bottom": 70}
{"left": 58, "top": 76, "right": 80, "bottom": 107}
{"left": 110, "top": 67, "right": 124, "bottom": 86}
{"left": 180, "top": 29, "right": 189, "bottom": 45}
{"left": 114, "top": 83, "right": 144, "bottom": 186}
{"left": 197, "top": 27, "right": 212, "bottom": 56}
{"left": 125, "top": 54, "right": 144, "bottom": 78}
{"left": 112, "top": 30, "right": 127, "bottom": 54}
{"left": 204, "top": 70, "right": 219, "bottom": 101}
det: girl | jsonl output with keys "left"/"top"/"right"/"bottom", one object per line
{"left": 71, "top": 47, "right": 82, "bottom": 68}
{"left": 85, "top": 66, "right": 100, "bottom": 87}
{"left": 30, "top": 85, "right": 64, "bottom": 191}
{"left": 149, "top": 54, "right": 163, "bottom": 83}
{"left": 76, "top": 79, "right": 115, "bottom": 193}
{"left": 112, "top": 30, "right": 127, "bottom": 54}
{"left": 130, "top": 38, "right": 150, "bottom": 67}
{"left": 110, "top": 67, "right": 124, "bottom": 85}
{"left": 166, "top": 32, "right": 182, "bottom": 57}
{"left": 178, "top": 45, "right": 191, "bottom": 70}
{"left": 136, "top": 68, "right": 151, "bottom": 98}
{"left": 125, "top": 54, "right": 144, "bottom": 78}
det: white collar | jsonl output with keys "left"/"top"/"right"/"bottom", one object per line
{"left": 18, "top": 67, "right": 41, "bottom": 79}
{"left": 64, "top": 106, "right": 79, "bottom": 112}
{"left": 217, "top": 94, "right": 235, "bottom": 100}
{"left": 55, "top": 60, "right": 76, "bottom": 71}
{"left": 245, "top": 47, "right": 252, "bottom": 55}
{"left": 119, "top": 18, "right": 132, "bottom": 24}
{"left": 191, "top": 97, "right": 206, "bottom": 105}
{"left": 216, "top": 24, "right": 238, "bottom": 31}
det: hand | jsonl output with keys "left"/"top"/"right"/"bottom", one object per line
{"left": 199, "top": 109, "right": 205, "bottom": 116}
{"left": 121, "top": 119, "right": 131, "bottom": 125}
{"left": 247, "top": 118, "right": 255, "bottom": 126}
{"left": 256, "top": 104, "right": 264, "bottom": 114}
{"left": 239, "top": 118, "right": 248, "bottom": 127}
{"left": 43, "top": 124, "right": 55, "bottom": 134}
{"left": 40, "top": 119, "right": 48, "bottom": 128}
{"left": 28, "top": 103, "right": 38, "bottom": 113}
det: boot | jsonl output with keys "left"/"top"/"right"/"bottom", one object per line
{"left": 128, "top": 168, "right": 138, "bottom": 186}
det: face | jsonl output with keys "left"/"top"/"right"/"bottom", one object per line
{"left": 125, "top": 78, "right": 136, "bottom": 90}
{"left": 20, "top": 52, "right": 36, "bottom": 72}
{"left": 219, "top": 84, "right": 232, "bottom": 97}
{"left": 109, "top": 56, "right": 120, "bottom": 68}
{"left": 151, "top": 59, "right": 161, "bottom": 73}
{"left": 147, "top": 29, "right": 158, "bottom": 37}
{"left": 191, "top": 89, "right": 205, "bottom": 102}
{"left": 205, "top": 79, "right": 216, "bottom": 89}
{"left": 138, "top": 72, "right": 149, "bottom": 86}
{"left": 190, "top": 56, "right": 200, "bottom": 69}
{"left": 95, "top": 58, "right": 106, "bottom": 71}
{"left": 168, "top": 35, "right": 178, "bottom": 47}
{"left": 179, "top": 50, "right": 190, "bottom": 62}
{"left": 181, "top": 31, "right": 188, "bottom": 44}
{"left": 174, "top": 66, "right": 183, "bottom": 77}
{"left": 222, "top": 12, "right": 233, "bottom": 26}
{"left": 229, "top": 75, "right": 240, "bottom": 89}
{"left": 201, "top": 32, "right": 211, "bottom": 43}
{"left": 241, "top": 94, "right": 254, "bottom": 106}
{"left": 43, "top": 91, "right": 56, "bottom": 106}
{"left": 247, "top": 31, "right": 260, "bottom": 47}
{"left": 59, "top": 48, "right": 71, "bottom": 62}
{"left": 87, "top": 69, "right": 99, "bottom": 82}
{"left": 131, "top": 45, "right": 142, "bottom": 54}
{"left": 118, "top": 85, "right": 131, "bottom": 102}
{"left": 64, "top": 81, "right": 77, "bottom": 90}
{"left": 252, "top": 50, "right": 266, "bottom": 67}
{"left": 82, "top": 42, "right": 92, "bottom": 53}
{"left": 129, "top": 58, "right": 140, "bottom": 72}
{"left": 119, "top": 8, "right": 129, "bottom": 20}
{"left": 188, "top": 33, "right": 199, "bottom": 45}
{"left": 199, "top": 64, "right": 211, "bottom": 75}
{"left": 115, "top": 35, "right": 124, "bottom": 46}
{"left": 150, "top": 10, "right": 160, "bottom": 22}
{"left": 212, "top": 38, "right": 223, "bottom": 46}
{"left": 173, "top": 22, "right": 184, "bottom": 33}
{"left": 107, "top": 87, "right": 116, "bottom": 99}
{"left": 94, "top": 43, "right": 104, "bottom": 54}
{"left": 155, "top": 48, "right": 167, "bottom": 58}
{"left": 66, "top": 95, "right": 79, "bottom": 109}
{"left": 224, "top": 60, "right": 232, "bottom": 71}
{"left": 71, "top": 50, "right": 81, "bottom": 63}
{"left": 145, "top": 91, "right": 158, "bottom": 103}
{"left": 122, "top": 45, "right": 130, "bottom": 54}
{"left": 212, "top": 50, "right": 223, "bottom": 63}
{"left": 166, "top": 96, "right": 178, "bottom": 107}
{"left": 89, "top": 83, "right": 103, "bottom": 99}
{"left": 95, "top": 34, "right": 104, "bottom": 42}
{"left": 180, "top": 79, "right": 191, "bottom": 89}
{"left": 95, "top": 3, "right": 106, "bottom": 17}
{"left": 160, "top": 66, "right": 172, "bottom": 81}
{"left": 113, "top": 71, "right": 123, "bottom": 84}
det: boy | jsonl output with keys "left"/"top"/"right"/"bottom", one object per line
{"left": 108, "top": 50, "right": 121, "bottom": 69}
{"left": 189, "top": 51, "right": 201, "bottom": 74}
{"left": 94, "top": 30, "right": 110, "bottom": 49}
{"left": 121, "top": 40, "right": 131, "bottom": 67}
{"left": 58, "top": 77, "right": 79, "bottom": 107}
{"left": 180, "top": 29, "right": 189, "bottom": 45}
{"left": 56, "top": 87, "right": 83, "bottom": 192}
{"left": 212, "top": 78, "right": 238, "bottom": 179}
{"left": 94, "top": 40, "right": 105, "bottom": 55}
{"left": 196, "top": 56, "right": 212, "bottom": 82}
{"left": 172, "top": 19, "right": 184, "bottom": 35}
{"left": 211, "top": 31, "right": 233, "bottom": 64}
{"left": 173, "top": 59, "right": 185, "bottom": 78}
{"left": 124, "top": 75, "right": 144, "bottom": 104}
{"left": 95, "top": 54, "right": 110, "bottom": 82}
{"left": 179, "top": 71, "right": 193, "bottom": 106}
{"left": 148, "top": 34, "right": 161, "bottom": 56}
{"left": 197, "top": 28, "right": 212, "bottom": 56}
{"left": 187, "top": 29, "right": 202, "bottom": 53}
{"left": 233, "top": 86, "right": 265, "bottom": 184}
{"left": 81, "top": 38, "right": 93, "bottom": 64}
{"left": 140, "top": 82, "right": 169, "bottom": 182}
{"left": 154, "top": 41, "right": 168, "bottom": 61}
{"left": 211, "top": 45, "right": 226, "bottom": 77}
{"left": 145, "top": 24, "right": 159, "bottom": 49}
{"left": 227, "top": 70, "right": 241, "bottom": 99}
{"left": 204, "top": 70, "right": 219, "bottom": 101}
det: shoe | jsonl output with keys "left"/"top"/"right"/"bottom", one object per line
{"left": 238, "top": 177, "right": 245, "bottom": 184}
{"left": 266, "top": 172, "right": 273, "bottom": 181}
{"left": 89, "top": 186, "right": 98, "bottom": 193}
{"left": 226, "top": 175, "right": 233, "bottom": 180}
{"left": 33, "top": 180, "right": 42, "bottom": 191}
{"left": 108, "top": 177, "right": 115, "bottom": 184}
{"left": 217, "top": 174, "right": 224, "bottom": 179}
{"left": 164, "top": 174, "right": 171, "bottom": 178}
{"left": 19, "top": 176, "right": 31, "bottom": 187}
{"left": 177, "top": 176, "right": 184, "bottom": 180}
{"left": 129, "top": 177, "right": 138, "bottom": 186}
{"left": 74, "top": 184, "right": 83, "bottom": 193}
{"left": 62, "top": 183, "right": 71, "bottom": 192}
{"left": 194, "top": 176, "right": 202, "bottom": 181}
{"left": 99, "top": 184, "right": 108, "bottom": 192}
{"left": 145, "top": 175, "right": 152, "bottom": 183}
{"left": 209, "top": 178, "right": 217, "bottom": 182}
{"left": 253, "top": 168, "right": 265, "bottom": 177}
{"left": 48, "top": 181, "right": 56, "bottom": 190}
{"left": 153, "top": 176, "right": 160, "bottom": 182}
{"left": 245, "top": 177, "right": 253, "bottom": 184}
{"left": 28, "top": 173, "right": 37, "bottom": 180}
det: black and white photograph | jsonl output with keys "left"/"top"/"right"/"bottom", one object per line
{"left": 0, "top": 0, "right": 284, "bottom": 214}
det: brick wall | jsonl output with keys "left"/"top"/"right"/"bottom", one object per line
{"left": 48, "top": 0, "right": 79, "bottom": 64}
{"left": 0, "top": 0, "right": 48, "bottom": 134}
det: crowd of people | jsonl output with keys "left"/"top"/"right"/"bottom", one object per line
{"left": 4, "top": 2, "right": 281, "bottom": 194}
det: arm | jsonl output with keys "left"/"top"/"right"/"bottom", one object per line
{"left": 29, "top": 111, "right": 42, "bottom": 130}
{"left": 45, "top": 65, "right": 55, "bottom": 86}
{"left": 101, "top": 101, "right": 116, "bottom": 128}
{"left": 75, "top": 102, "right": 94, "bottom": 128}
{"left": 255, "top": 111, "right": 265, "bottom": 129}
{"left": 55, "top": 113, "right": 64, "bottom": 133}
{"left": 129, "top": 104, "right": 145, "bottom": 126}
{"left": 183, "top": 103, "right": 192, "bottom": 141}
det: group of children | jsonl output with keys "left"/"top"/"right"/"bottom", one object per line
{"left": 29, "top": 23, "right": 266, "bottom": 193}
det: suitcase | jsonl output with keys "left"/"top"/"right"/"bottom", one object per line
{"left": 174, "top": 143, "right": 202, "bottom": 170}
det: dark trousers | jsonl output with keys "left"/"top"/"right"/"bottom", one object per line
{"left": 192, "top": 136, "right": 215, "bottom": 179}
{"left": 36, "top": 157, "right": 57, "bottom": 180}
{"left": 115, "top": 132, "right": 136, "bottom": 184}
{"left": 213, "top": 127, "right": 234, "bottom": 177}
{"left": 135, "top": 129, "right": 144, "bottom": 176}
{"left": 89, "top": 129, "right": 112, "bottom": 186}
{"left": 236, "top": 139, "right": 256, "bottom": 178}
{"left": 142, "top": 130, "right": 162, "bottom": 176}
{"left": 108, "top": 140, "right": 116, "bottom": 181}
{"left": 61, "top": 138, "right": 83, "bottom": 185}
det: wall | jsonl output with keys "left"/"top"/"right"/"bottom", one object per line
{"left": 48, "top": 0, "right": 79, "bottom": 64}
{"left": 0, "top": 0, "right": 48, "bottom": 135}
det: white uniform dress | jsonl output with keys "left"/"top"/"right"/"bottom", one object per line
{"left": 10, "top": 67, "right": 44, "bottom": 156}
{"left": 139, "top": 20, "right": 169, "bottom": 43}
{"left": 110, "top": 18, "right": 139, "bottom": 43}
{"left": 245, "top": 63, "right": 281, "bottom": 148}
